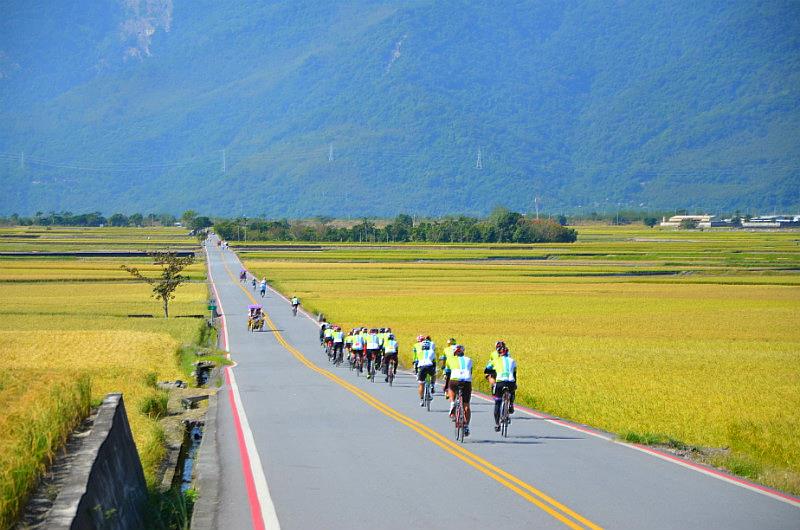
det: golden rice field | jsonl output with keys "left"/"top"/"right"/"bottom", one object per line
{"left": 0, "top": 226, "right": 198, "bottom": 252}
{"left": 0, "top": 227, "right": 204, "bottom": 527}
{"left": 244, "top": 227, "right": 800, "bottom": 494}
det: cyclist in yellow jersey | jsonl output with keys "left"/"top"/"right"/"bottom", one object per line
{"left": 331, "top": 326, "right": 345, "bottom": 361}
{"left": 440, "top": 338, "right": 457, "bottom": 401}
{"left": 413, "top": 335, "right": 437, "bottom": 405}
{"left": 383, "top": 334, "right": 399, "bottom": 382}
{"left": 445, "top": 345, "right": 473, "bottom": 437}
{"left": 485, "top": 340, "right": 505, "bottom": 389}
{"left": 484, "top": 347, "right": 517, "bottom": 431}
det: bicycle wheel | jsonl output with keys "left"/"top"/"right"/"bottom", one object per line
{"left": 388, "top": 364, "right": 394, "bottom": 386}
{"left": 424, "top": 376, "right": 431, "bottom": 411}
{"left": 369, "top": 358, "right": 376, "bottom": 382}
{"left": 454, "top": 392, "right": 465, "bottom": 442}
{"left": 501, "top": 389, "right": 511, "bottom": 438}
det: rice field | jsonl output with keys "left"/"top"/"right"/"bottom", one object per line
{"left": 243, "top": 226, "right": 800, "bottom": 494}
{"left": 0, "top": 227, "right": 205, "bottom": 527}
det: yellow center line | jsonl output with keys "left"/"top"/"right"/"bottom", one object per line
{"left": 218, "top": 251, "right": 603, "bottom": 530}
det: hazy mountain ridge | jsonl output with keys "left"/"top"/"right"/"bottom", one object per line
{"left": 1, "top": 1, "right": 798, "bottom": 216}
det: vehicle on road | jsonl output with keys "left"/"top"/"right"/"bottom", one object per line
{"left": 247, "top": 304, "right": 265, "bottom": 332}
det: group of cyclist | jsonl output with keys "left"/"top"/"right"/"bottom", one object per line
{"left": 320, "top": 323, "right": 518, "bottom": 437}
{"left": 242, "top": 269, "right": 300, "bottom": 314}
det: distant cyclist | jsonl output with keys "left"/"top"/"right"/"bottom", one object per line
{"left": 251, "top": 277, "right": 257, "bottom": 290}
{"left": 413, "top": 335, "right": 437, "bottom": 406}
{"left": 383, "top": 334, "right": 399, "bottom": 382}
{"left": 440, "top": 338, "right": 457, "bottom": 404}
{"left": 239, "top": 269, "right": 247, "bottom": 283}
{"left": 290, "top": 296, "right": 300, "bottom": 316}
{"left": 485, "top": 341, "right": 506, "bottom": 389}
{"left": 365, "top": 328, "right": 383, "bottom": 377}
{"left": 332, "top": 326, "right": 345, "bottom": 362}
{"left": 259, "top": 278, "right": 267, "bottom": 297}
{"left": 484, "top": 346, "right": 517, "bottom": 432}
{"left": 445, "top": 344, "right": 473, "bottom": 437}
{"left": 351, "top": 329, "right": 366, "bottom": 372}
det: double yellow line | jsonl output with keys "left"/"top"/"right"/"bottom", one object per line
{"left": 219, "top": 254, "right": 602, "bottom": 530}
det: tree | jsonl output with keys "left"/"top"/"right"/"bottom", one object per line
{"left": 129, "top": 213, "right": 144, "bottom": 227}
{"left": 181, "top": 210, "right": 198, "bottom": 227}
{"left": 643, "top": 217, "right": 658, "bottom": 227}
{"left": 108, "top": 213, "right": 129, "bottom": 227}
{"left": 121, "top": 251, "right": 195, "bottom": 317}
{"left": 679, "top": 219, "right": 698, "bottom": 229}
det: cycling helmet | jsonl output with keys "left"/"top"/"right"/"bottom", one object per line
{"left": 426, "top": 335, "right": 432, "bottom": 341}
{"left": 453, "top": 344, "right": 465, "bottom": 356}
{"left": 388, "top": 334, "right": 395, "bottom": 340}
{"left": 447, "top": 338, "right": 456, "bottom": 346}
{"left": 495, "top": 340, "right": 506, "bottom": 351}
{"left": 335, "top": 326, "right": 341, "bottom": 331}
{"left": 416, "top": 334, "right": 426, "bottom": 342}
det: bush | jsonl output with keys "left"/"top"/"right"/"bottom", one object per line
{"left": 139, "top": 391, "right": 169, "bottom": 420}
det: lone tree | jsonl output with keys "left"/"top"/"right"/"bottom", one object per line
{"left": 122, "top": 251, "right": 195, "bottom": 317}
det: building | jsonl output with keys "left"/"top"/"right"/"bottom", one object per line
{"left": 740, "top": 215, "right": 800, "bottom": 229}
{"left": 659, "top": 215, "right": 724, "bottom": 228}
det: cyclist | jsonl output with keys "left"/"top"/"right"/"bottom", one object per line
{"left": 445, "top": 344, "right": 473, "bottom": 437}
{"left": 323, "top": 324, "right": 335, "bottom": 357}
{"left": 259, "top": 278, "right": 267, "bottom": 297}
{"left": 383, "top": 334, "right": 399, "bottom": 382}
{"left": 485, "top": 340, "right": 506, "bottom": 389}
{"left": 413, "top": 335, "right": 437, "bottom": 406}
{"left": 332, "top": 326, "right": 345, "bottom": 362}
{"left": 344, "top": 329, "right": 354, "bottom": 360}
{"left": 251, "top": 277, "right": 257, "bottom": 290}
{"left": 239, "top": 269, "right": 247, "bottom": 283}
{"left": 319, "top": 322, "right": 329, "bottom": 345}
{"left": 290, "top": 296, "right": 300, "bottom": 315}
{"left": 484, "top": 347, "right": 517, "bottom": 431}
{"left": 365, "top": 328, "right": 383, "bottom": 377}
{"left": 440, "top": 338, "right": 457, "bottom": 403}
{"left": 351, "top": 329, "right": 366, "bottom": 373}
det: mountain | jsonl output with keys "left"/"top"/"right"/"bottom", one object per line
{"left": 1, "top": 1, "right": 799, "bottom": 216}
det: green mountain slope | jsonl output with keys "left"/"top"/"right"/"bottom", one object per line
{"left": 1, "top": 1, "right": 798, "bottom": 216}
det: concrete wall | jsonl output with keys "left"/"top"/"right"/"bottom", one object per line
{"left": 45, "top": 394, "right": 148, "bottom": 530}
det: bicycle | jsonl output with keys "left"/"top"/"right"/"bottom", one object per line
{"left": 386, "top": 360, "right": 396, "bottom": 386}
{"left": 368, "top": 353, "right": 377, "bottom": 382}
{"left": 291, "top": 304, "right": 298, "bottom": 316}
{"left": 453, "top": 388, "right": 466, "bottom": 442}
{"left": 334, "top": 345, "right": 344, "bottom": 366}
{"left": 422, "top": 374, "right": 433, "bottom": 411}
{"left": 499, "top": 387, "right": 512, "bottom": 438}
{"left": 325, "top": 340, "right": 333, "bottom": 362}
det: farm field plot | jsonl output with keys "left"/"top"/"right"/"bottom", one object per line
{"left": 0, "top": 227, "right": 204, "bottom": 528}
{"left": 0, "top": 226, "right": 198, "bottom": 252}
{"left": 245, "top": 227, "right": 800, "bottom": 495}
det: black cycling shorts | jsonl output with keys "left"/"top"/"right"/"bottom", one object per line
{"left": 417, "top": 364, "right": 435, "bottom": 383}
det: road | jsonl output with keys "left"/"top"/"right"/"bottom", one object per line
{"left": 204, "top": 240, "right": 799, "bottom": 530}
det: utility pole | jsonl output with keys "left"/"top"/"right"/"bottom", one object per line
{"left": 475, "top": 148, "right": 483, "bottom": 170}
{"left": 534, "top": 196, "right": 540, "bottom": 220}
{"left": 222, "top": 149, "right": 227, "bottom": 173}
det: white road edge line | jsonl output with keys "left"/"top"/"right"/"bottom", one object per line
{"left": 207, "top": 245, "right": 282, "bottom": 529}
{"left": 233, "top": 246, "right": 800, "bottom": 509}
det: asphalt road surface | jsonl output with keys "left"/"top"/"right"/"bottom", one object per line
{"left": 204, "top": 239, "right": 799, "bottom": 530}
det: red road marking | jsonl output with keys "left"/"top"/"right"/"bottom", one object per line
{"left": 225, "top": 368, "right": 266, "bottom": 530}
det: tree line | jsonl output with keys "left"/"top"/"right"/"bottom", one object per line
{"left": 214, "top": 208, "right": 578, "bottom": 244}
{"left": 0, "top": 210, "right": 213, "bottom": 230}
